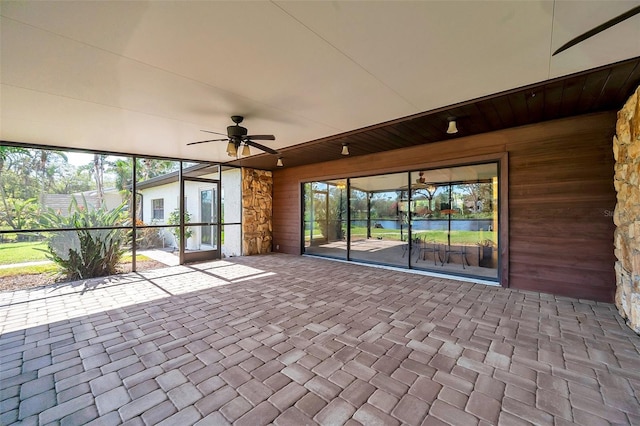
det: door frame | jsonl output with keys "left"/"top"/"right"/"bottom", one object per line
{"left": 180, "top": 176, "right": 221, "bottom": 264}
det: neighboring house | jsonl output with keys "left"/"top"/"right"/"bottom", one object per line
{"left": 41, "top": 188, "right": 123, "bottom": 215}
{"left": 136, "top": 167, "right": 242, "bottom": 257}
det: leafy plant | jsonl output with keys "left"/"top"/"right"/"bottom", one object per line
{"left": 168, "top": 208, "right": 193, "bottom": 248}
{"left": 134, "top": 219, "right": 165, "bottom": 249}
{"left": 39, "top": 196, "right": 129, "bottom": 280}
{"left": 0, "top": 197, "right": 39, "bottom": 232}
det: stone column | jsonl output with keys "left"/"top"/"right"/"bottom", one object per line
{"left": 614, "top": 85, "right": 640, "bottom": 334}
{"left": 242, "top": 168, "right": 273, "bottom": 255}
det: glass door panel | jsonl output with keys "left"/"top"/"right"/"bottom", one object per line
{"left": 349, "top": 187, "right": 369, "bottom": 245}
{"left": 182, "top": 178, "right": 220, "bottom": 263}
{"left": 410, "top": 176, "right": 444, "bottom": 267}
{"left": 302, "top": 181, "right": 347, "bottom": 259}
{"left": 200, "top": 188, "right": 214, "bottom": 246}
{"left": 221, "top": 167, "right": 242, "bottom": 257}
{"left": 410, "top": 164, "right": 498, "bottom": 279}
{"left": 349, "top": 173, "right": 409, "bottom": 268}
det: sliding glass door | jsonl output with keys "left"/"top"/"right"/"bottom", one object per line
{"left": 302, "top": 162, "right": 499, "bottom": 281}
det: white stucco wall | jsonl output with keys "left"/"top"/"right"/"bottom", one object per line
{"left": 138, "top": 181, "right": 181, "bottom": 248}
{"left": 139, "top": 171, "right": 237, "bottom": 252}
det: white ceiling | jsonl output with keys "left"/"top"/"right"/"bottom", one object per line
{"left": 1, "top": 1, "right": 639, "bottom": 163}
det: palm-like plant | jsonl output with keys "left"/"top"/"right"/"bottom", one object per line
{"left": 39, "top": 196, "right": 129, "bottom": 280}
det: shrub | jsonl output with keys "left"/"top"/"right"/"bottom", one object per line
{"left": 39, "top": 197, "right": 129, "bottom": 280}
{"left": 168, "top": 208, "right": 192, "bottom": 248}
{"left": 134, "top": 219, "right": 165, "bottom": 249}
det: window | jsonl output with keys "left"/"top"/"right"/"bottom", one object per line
{"left": 152, "top": 199, "right": 164, "bottom": 220}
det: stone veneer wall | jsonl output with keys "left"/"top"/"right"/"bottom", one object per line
{"left": 614, "top": 85, "right": 640, "bottom": 334}
{"left": 242, "top": 168, "right": 273, "bottom": 255}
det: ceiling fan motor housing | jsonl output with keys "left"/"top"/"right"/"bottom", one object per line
{"left": 227, "top": 124, "right": 248, "bottom": 139}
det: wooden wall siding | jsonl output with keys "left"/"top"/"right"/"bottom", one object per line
{"left": 507, "top": 117, "right": 617, "bottom": 302}
{"left": 273, "top": 112, "right": 618, "bottom": 302}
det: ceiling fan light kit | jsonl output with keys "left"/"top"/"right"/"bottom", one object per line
{"left": 226, "top": 141, "right": 237, "bottom": 157}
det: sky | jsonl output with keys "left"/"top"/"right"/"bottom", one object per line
{"left": 65, "top": 151, "right": 94, "bottom": 167}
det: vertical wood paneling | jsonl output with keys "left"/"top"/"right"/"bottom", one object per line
{"left": 272, "top": 112, "right": 617, "bottom": 302}
{"left": 506, "top": 113, "right": 616, "bottom": 302}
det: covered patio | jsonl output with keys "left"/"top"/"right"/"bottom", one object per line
{"left": 1, "top": 255, "right": 639, "bottom": 425}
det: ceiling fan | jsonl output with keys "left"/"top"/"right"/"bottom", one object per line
{"left": 553, "top": 5, "right": 640, "bottom": 55}
{"left": 187, "top": 115, "right": 278, "bottom": 157}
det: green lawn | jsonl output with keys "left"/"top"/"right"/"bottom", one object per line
{"left": 120, "top": 254, "right": 152, "bottom": 263}
{"left": 0, "top": 241, "right": 159, "bottom": 265}
{"left": 0, "top": 253, "right": 153, "bottom": 278}
{"left": 0, "top": 263, "right": 57, "bottom": 278}
{"left": 0, "top": 241, "right": 49, "bottom": 265}
{"left": 306, "top": 226, "right": 496, "bottom": 245}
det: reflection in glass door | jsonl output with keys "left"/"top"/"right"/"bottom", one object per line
{"left": 409, "top": 164, "right": 498, "bottom": 279}
{"left": 302, "top": 181, "right": 347, "bottom": 260}
{"left": 182, "top": 178, "right": 220, "bottom": 264}
{"left": 200, "top": 188, "right": 214, "bottom": 247}
{"left": 348, "top": 172, "right": 409, "bottom": 268}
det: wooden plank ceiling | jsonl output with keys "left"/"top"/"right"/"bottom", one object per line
{"left": 229, "top": 57, "right": 640, "bottom": 171}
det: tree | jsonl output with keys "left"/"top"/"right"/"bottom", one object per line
{"left": 55, "top": 167, "right": 94, "bottom": 195}
{"left": 0, "top": 146, "right": 29, "bottom": 174}
{"left": 371, "top": 192, "right": 397, "bottom": 219}
{"left": 34, "top": 149, "right": 68, "bottom": 196}
{"left": 93, "top": 154, "right": 106, "bottom": 207}
{"left": 107, "top": 158, "right": 179, "bottom": 220}
{"left": 461, "top": 182, "right": 493, "bottom": 215}
{"left": 0, "top": 146, "right": 31, "bottom": 229}
{"left": 110, "top": 158, "right": 133, "bottom": 193}
{"left": 136, "top": 158, "right": 178, "bottom": 182}
{"left": 1, "top": 147, "right": 71, "bottom": 200}
{"left": 412, "top": 185, "right": 438, "bottom": 215}
{"left": 312, "top": 184, "right": 347, "bottom": 241}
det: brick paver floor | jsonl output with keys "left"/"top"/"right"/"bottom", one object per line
{"left": 1, "top": 254, "right": 639, "bottom": 425}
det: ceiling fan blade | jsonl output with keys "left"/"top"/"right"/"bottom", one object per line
{"left": 187, "top": 138, "right": 229, "bottom": 146}
{"left": 553, "top": 5, "right": 640, "bottom": 55}
{"left": 246, "top": 134, "right": 275, "bottom": 141}
{"left": 246, "top": 140, "right": 279, "bottom": 155}
{"left": 201, "top": 130, "right": 229, "bottom": 137}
